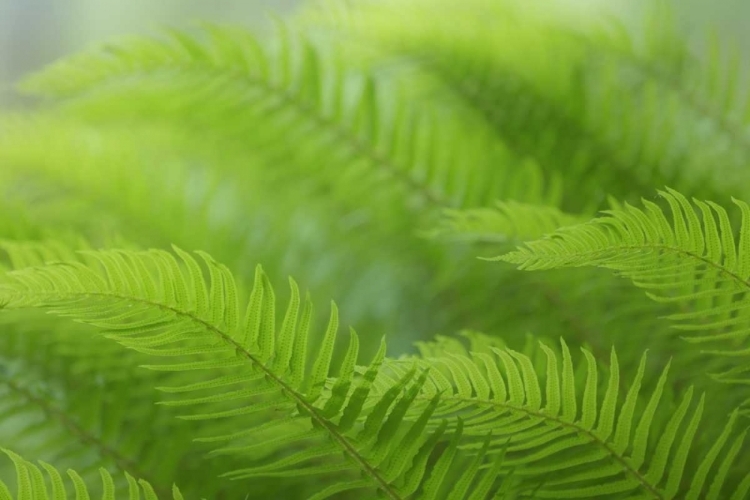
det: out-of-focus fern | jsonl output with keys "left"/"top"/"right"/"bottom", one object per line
{"left": 1, "top": 23, "right": 566, "bottom": 348}
{"left": 19, "top": 24, "right": 555, "bottom": 213}
{"left": 301, "top": 0, "right": 750, "bottom": 208}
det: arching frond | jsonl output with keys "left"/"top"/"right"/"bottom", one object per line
{"left": 299, "top": 0, "right": 665, "bottom": 209}
{"left": 0, "top": 449, "right": 183, "bottom": 499}
{"left": 0, "top": 242, "right": 266, "bottom": 499}
{"left": 0, "top": 247, "right": 511, "bottom": 499}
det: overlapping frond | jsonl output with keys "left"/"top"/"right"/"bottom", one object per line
{"left": 0, "top": 449, "right": 183, "bottom": 499}
{"left": 373, "top": 332, "right": 749, "bottom": 499}
{"left": 5, "top": 21, "right": 576, "bottom": 352}
{"left": 423, "top": 211, "right": 690, "bottom": 389}
{"left": 0, "top": 247, "right": 514, "bottom": 499}
{"left": 2, "top": 1, "right": 750, "bottom": 498}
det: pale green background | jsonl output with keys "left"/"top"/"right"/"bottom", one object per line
{"left": 0, "top": 0, "right": 746, "bottom": 101}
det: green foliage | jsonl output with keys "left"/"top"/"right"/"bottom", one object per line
{"left": 0, "top": 449, "right": 183, "bottom": 499}
{"left": 1, "top": 0, "right": 750, "bottom": 498}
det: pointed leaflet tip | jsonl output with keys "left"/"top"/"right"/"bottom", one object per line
{"left": 242, "top": 265, "right": 265, "bottom": 350}
{"left": 307, "top": 301, "right": 339, "bottom": 401}
{"left": 374, "top": 335, "right": 387, "bottom": 364}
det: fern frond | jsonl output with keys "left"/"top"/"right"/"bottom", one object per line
{"left": 0, "top": 247, "right": 512, "bottom": 498}
{"left": 4, "top": 5, "right": 750, "bottom": 497}
{"left": 303, "top": 0, "right": 750, "bottom": 209}
{"left": 423, "top": 196, "right": 734, "bottom": 393}
{"left": 0, "top": 280, "right": 255, "bottom": 497}
{"left": 579, "top": 1, "right": 750, "bottom": 161}
{"left": 18, "top": 24, "right": 558, "bottom": 213}
{"left": 301, "top": 0, "right": 682, "bottom": 210}
{"left": 377, "top": 332, "right": 749, "bottom": 498}
{"left": 499, "top": 188, "right": 750, "bottom": 383}
{"left": 0, "top": 449, "right": 183, "bottom": 499}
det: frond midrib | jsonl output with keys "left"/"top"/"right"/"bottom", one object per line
{"left": 512, "top": 241, "right": 750, "bottom": 291}
{"left": 4, "top": 287, "right": 403, "bottom": 500}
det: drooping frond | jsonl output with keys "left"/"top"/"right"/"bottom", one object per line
{"left": 421, "top": 194, "right": 707, "bottom": 382}
{"left": 373, "top": 332, "right": 750, "bottom": 499}
{"left": 499, "top": 188, "right": 750, "bottom": 387}
{"left": 0, "top": 449, "right": 184, "bottom": 499}
{"left": 0, "top": 247, "right": 513, "bottom": 499}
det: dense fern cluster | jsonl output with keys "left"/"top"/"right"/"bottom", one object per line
{"left": 1, "top": 0, "right": 750, "bottom": 497}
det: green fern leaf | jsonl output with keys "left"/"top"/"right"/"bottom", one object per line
{"left": 0, "top": 247, "right": 511, "bottom": 499}
{"left": 18, "top": 24, "right": 558, "bottom": 212}
{"left": 0, "top": 449, "right": 182, "bottom": 499}
{"left": 498, "top": 188, "right": 750, "bottom": 386}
